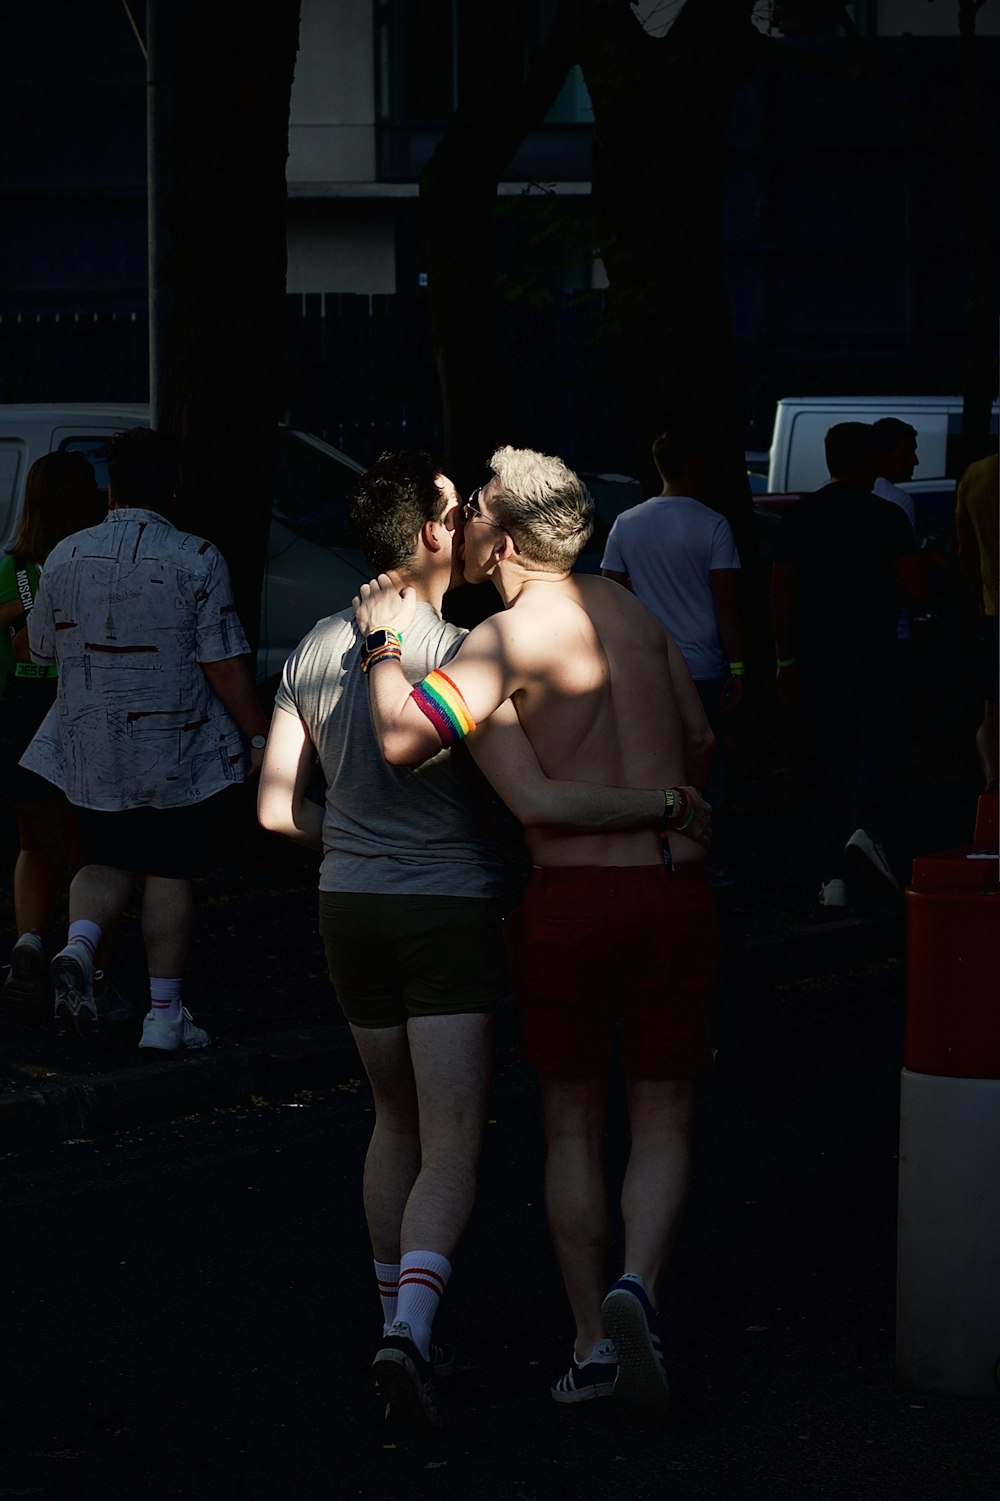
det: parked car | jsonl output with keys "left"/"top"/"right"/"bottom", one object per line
{"left": 0, "top": 403, "right": 369, "bottom": 683}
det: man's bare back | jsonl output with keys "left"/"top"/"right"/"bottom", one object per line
{"left": 461, "top": 574, "right": 708, "bottom": 867}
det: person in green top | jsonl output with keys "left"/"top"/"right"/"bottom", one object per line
{"left": 0, "top": 451, "right": 103, "bottom": 1020}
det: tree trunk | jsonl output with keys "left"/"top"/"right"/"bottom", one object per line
{"left": 147, "top": 0, "right": 300, "bottom": 657}
{"left": 578, "top": 0, "right": 760, "bottom": 560}
{"left": 419, "top": 0, "right": 579, "bottom": 492}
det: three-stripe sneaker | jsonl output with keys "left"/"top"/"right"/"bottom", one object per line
{"left": 551, "top": 1338, "right": 618, "bottom": 1404}
{"left": 372, "top": 1320, "right": 442, "bottom": 1429}
{"left": 601, "top": 1276, "right": 669, "bottom": 1427}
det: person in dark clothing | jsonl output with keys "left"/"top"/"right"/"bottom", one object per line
{"left": 771, "top": 422, "right": 924, "bottom": 906}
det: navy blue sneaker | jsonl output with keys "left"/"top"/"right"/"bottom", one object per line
{"left": 551, "top": 1338, "right": 618, "bottom": 1404}
{"left": 372, "top": 1320, "right": 442, "bottom": 1428}
{"left": 601, "top": 1276, "right": 669, "bottom": 1426}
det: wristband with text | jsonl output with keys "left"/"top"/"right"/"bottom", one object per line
{"left": 728, "top": 660, "right": 746, "bottom": 676}
{"left": 660, "top": 786, "right": 697, "bottom": 832}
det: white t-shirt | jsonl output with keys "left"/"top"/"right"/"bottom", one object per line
{"left": 600, "top": 495, "right": 740, "bottom": 680}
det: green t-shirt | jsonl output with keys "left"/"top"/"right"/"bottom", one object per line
{"left": 0, "top": 553, "right": 42, "bottom": 687}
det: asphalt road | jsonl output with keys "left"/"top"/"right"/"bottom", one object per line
{"left": 3, "top": 968, "right": 998, "bottom": 1501}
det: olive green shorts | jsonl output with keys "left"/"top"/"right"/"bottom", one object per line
{"left": 318, "top": 890, "right": 510, "bottom": 1029}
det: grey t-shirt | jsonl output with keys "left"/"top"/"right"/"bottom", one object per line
{"left": 275, "top": 601, "right": 505, "bottom": 898}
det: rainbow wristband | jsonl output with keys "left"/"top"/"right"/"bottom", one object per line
{"left": 411, "top": 669, "right": 477, "bottom": 746}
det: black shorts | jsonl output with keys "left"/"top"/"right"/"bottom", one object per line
{"left": 318, "top": 890, "right": 510, "bottom": 1028}
{"left": 73, "top": 793, "right": 227, "bottom": 880}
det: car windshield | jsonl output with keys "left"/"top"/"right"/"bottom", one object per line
{"left": 57, "top": 427, "right": 363, "bottom": 550}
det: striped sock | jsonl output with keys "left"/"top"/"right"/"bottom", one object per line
{"left": 396, "top": 1251, "right": 451, "bottom": 1360}
{"left": 67, "top": 920, "right": 102, "bottom": 964}
{"left": 374, "top": 1260, "right": 400, "bottom": 1333}
{"left": 150, "top": 976, "right": 183, "bottom": 1022}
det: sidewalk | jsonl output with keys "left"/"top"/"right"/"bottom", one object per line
{"left": 0, "top": 735, "right": 985, "bottom": 1151}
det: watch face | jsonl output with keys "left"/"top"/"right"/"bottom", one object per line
{"left": 250, "top": 735, "right": 267, "bottom": 750}
{"left": 365, "top": 630, "right": 392, "bottom": 653}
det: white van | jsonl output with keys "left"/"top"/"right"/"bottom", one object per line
{"left": 766, "top": 395, "right": 999, "bottom": 496}
{"left": 0, "top": 403, "right": 370, "bottom": 683}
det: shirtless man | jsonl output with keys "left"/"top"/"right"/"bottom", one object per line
{"left": 354, "top": 445, "right": 717, "bottom": 1427}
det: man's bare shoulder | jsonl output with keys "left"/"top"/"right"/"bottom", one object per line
{"left": 573, "top": 571, "right": 670, "bottom": 642}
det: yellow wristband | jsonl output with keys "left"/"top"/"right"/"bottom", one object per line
{"left": 777, "top": 657, "right": 795, "bottom": 669}
{"left": 728, "top": 661, "right": 745, "bottom": 676}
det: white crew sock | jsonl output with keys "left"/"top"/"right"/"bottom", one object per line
{"left": 150, "top": 976, "right": 183, "bottom": 1022}
{"left": 374, "top": 1260, "right": 400, "bottom": 1333}
{"left": 395, "top": 1250, "right": 451, "bottom": 1360}
{"left": 67, "top": 920, "right": 102, "bottom": 964}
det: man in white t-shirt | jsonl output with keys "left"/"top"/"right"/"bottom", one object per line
{"left": 600, "top": 428, "right": 743, "bottom": 876}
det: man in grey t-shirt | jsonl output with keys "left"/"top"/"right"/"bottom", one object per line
{"left": 259, "top": 450, "right": 668, "bottom": 1427}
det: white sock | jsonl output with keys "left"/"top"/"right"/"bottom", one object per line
{"left": 578, "top": 1338, "right": 617, "bottom": 1365}
{"left": 68, "top": 920, "right": 102, "bottom": 963}
{"left": 395, "top": 1251, "right": 451, "bottom": 1360}
{"left": 150, "top": 976, "right": 183, "bottom": 1021}
{"left": 374, "top": 1260, "right": 399, "bottom": 1333}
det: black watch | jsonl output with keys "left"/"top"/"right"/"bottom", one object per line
{"left": 364, "top": 630, "right": 397, "bottom": 655}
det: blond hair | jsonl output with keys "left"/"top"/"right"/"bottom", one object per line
{"left": 488, "top": 445, "right": 593, "bottom": 570}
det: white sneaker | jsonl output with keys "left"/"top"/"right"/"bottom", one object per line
{"left": 845, "top": 829, "right": 899, "bottom": 893}
{"left": 139, "top": 1006, "right": 211, "bottom": 1052}
{"left": 51, "top": 941, "right": 97, "bottom": 1037}
{"left": 818, "top": 878, "right": 848, "bottom": 908}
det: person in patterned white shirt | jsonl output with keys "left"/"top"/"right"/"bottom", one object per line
{"left": 22, "top": 427, "right": 268, "bottom": 1047}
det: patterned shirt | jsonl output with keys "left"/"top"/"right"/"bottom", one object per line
{"left": 22, "top": 508, "right": 251, "bottom": 810}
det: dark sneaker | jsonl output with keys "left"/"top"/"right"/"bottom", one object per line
{"left": 429, "top": 1341, "right": 455, "bottom": 1378}
{"left": 3, "top": 931, "right": 47, "bottom": 1023}
{"left": 601, "top": 1277, "right": 669, "bottom": 1427}
{"left": 372, "top": 1320, "right": 442, "bottom": 1428}
{"left": 551, "top": 1338, "right": 618, "bottom": 1404}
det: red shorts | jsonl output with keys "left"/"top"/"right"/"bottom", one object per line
{"left": 506, "top": 864, "right": 718, "bottom": 1081}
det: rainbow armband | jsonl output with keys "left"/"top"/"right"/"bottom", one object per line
{"left": 410, "top": 670, "right": 476, "bottom": 747}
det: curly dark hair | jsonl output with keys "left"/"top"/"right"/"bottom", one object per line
{"left": 348, "top": 450, "right": 446, "bottom": 574}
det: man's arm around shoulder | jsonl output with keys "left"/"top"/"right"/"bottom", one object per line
{"left": 354, "top": 575, "right": 517, "bottom": 767}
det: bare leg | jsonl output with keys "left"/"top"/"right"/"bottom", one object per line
{"left": 620, "top": 1077, "right": 695, "bottom": 1295}
{"left": 400, "top": 1012, "right": 494, "bottom": 1257}
{"left": 542, "top": 1075, "right": 609, "bottom": 1358}
{"left": 141, "top": 875, "right": 195, "bottom": 978}
{"left": 350, "top": 1023, "right": 421, "bottom": 1263}
{"left": 67, "top": 863, "right": 135, "bottom": 931}
{"left": 14, "top": 799, "right": 75, "bottom": 934}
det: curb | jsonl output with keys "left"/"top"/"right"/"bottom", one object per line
{"left": 0, "top": 1023, "right": 357, "bottom": 1150}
